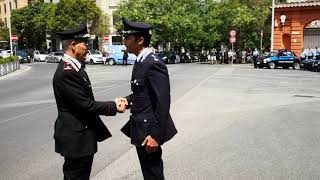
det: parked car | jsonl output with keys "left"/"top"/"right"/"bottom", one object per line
{"left": 16, "top": 50, "right": 31, "bottom": 63}
{"left": 33, "top": 50, "right": 48, "bottom": 62}
{"left": 313, "top": 59, "right": 320, "bottom": 72}
{"left": 85, "top": 49, "right": 103, "bottom": 64}
{"left": 0, "top": 50, "right": 11, "bottom": 58}
{"left": 301, "top": 58, "right": 320, "bottom": 71}
{"left": 157, "top": 51, "right": 180, "bottom": 64}
{"left": 256, "top": 50, "right": 300, "bottom": 69}
{"left": 106, "top": 45, "right": 136, "bottom": 65}
{"left": 45, "top": 52, "right": 64, "bottom": 63}
{"left": 180, "top": 52, "right": 198, "bottom": 63}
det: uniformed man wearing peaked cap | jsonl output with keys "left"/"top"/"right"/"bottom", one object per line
{"left": 53, "top": 23, "right": 127, "bottom": 180}
{"left": 120, "top": 19, "right": 178, "bottom": 180}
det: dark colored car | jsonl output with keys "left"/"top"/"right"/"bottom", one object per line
{"left": 256, "top": 50, "right": 300, "bottom": 69}
{"left": 157, "top": 51, "right": 180, "bottom": 64}
{"left": 16, "top": 50, "right": 31, "bottom": 63}
{"left": 301, "top": 59, "right": 320, "bottom": 72}
{"left": 313, "top": 60, "right": 320, "bottom": 72}
{"left": 180, "top": 52, "right": 198, "bottom": 63}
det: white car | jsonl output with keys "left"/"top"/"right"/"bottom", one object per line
{"left": 33, "top": 50, "right": 48, "bottom": 62}
{"left": 45, "top": 52, "right": 64, "bottom": 63}
{"left": 85, "top": 50, "right": 103, "bottom": 64}
{"left": 0, "top": 50, "right": 11, "bottom": 58}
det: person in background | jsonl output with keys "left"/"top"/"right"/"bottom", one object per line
{"left": 300, "top": 48, "right": 306, "bottom": 62}
{"left": 102, "top": 50, "right": 107, "bottom": 65}
{"left": 122, "top": 49, "right": 128, "bottom": 66}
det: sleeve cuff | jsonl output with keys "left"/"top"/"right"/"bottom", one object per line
{"left": 106, "top": 101, "right": 117, "bottom": 116}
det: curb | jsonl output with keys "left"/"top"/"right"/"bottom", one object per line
{"left": 0, "top": 64, "right": 31, "bottom": 80}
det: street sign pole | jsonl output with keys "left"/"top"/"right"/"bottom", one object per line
{"left": 229, "top": 31, "right": 236, "bottom": 65}
{"left": 231, "top": 43, "right": 234, "bottom": 65}
{"left": 260, "top": 30, "right": 263, "bottom": 55}
{"left": 9, "top": 15, "right": 13, "bottom": 55}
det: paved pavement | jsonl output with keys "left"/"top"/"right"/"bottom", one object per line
{"left": 1, "top": 62, "right": 320, "bottom": 180}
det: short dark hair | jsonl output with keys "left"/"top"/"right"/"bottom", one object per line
{"left": 62, "top": 39, "right": 88, "bottom": 51}
{"left": 133, "top": 33, "right": 151, "bottom": 47}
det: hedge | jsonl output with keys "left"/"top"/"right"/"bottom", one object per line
{"left": 0, "top": 56, "right": 19, "bottom": 64}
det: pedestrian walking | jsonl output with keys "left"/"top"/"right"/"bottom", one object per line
{"left": 241, "top": 50, "right": 246, "bottom": 64}
{"left": 315, "top": 46, "right": 320, "bottom": 60}
{"left": 300, "top": 48, "right": 306, "bottom": 62}
{"left": 253, "top": 48, "right": 259, "bottom": 68}
{"left": 120, "top": 19, "right": 177, "bottom": 180}
{"left": 52, "top": 23, "right": 127, "bottom": 180}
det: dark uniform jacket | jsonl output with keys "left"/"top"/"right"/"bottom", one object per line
{"left": 121, "top": 51, "right": 177, "bottom": 146}
{"left": 53, "top": 57, "right": 117, "bottom": 158}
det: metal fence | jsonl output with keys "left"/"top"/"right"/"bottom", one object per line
{"left": 0, "top": 61, "right": 20, "bottom": 76}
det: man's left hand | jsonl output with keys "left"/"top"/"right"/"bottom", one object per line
{"left": 141, "top": 135, "right": 159, "bottom": 153}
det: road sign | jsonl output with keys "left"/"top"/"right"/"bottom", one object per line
{"left": 103, "top": 35, "right": 109, "bottom": 41}
{"left": 229, "top": 30, "right": 237, "bottom": 37}
{"left": 12, "top": 35, "right": 18, "bottom": 41}
{"left": 229, "top": 36, "right": 236, "bottom": 43}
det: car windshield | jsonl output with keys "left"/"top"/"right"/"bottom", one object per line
{"left": 54, "top": 52, "right": 64, "bottom": 56}
{"left": 270, "top": 52, "right": 278, "bottom": 56}
{"left": 17, "top": 51, "right": 27, "bottom": 56}
{"left": 91, "top": 50, "right": 100, "bottom": 54}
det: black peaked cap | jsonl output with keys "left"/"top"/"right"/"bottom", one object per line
{"left": 122, "top": 19, "right": 152, "bottom": 35}
{"left": 56, "top": 23, "right": 90, "bottom": 40}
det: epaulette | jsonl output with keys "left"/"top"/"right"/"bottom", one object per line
{"left": 62, "top": 57, "right": 80, "bottom": 72}
{"left": 63, "top": 61, "right": 73, "bottom": 71}
{"left": 151, "top": 54, "right": 159, "bottom": 61}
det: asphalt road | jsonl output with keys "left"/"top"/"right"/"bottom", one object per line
{"left": 0, "top": 62, "right": 320, "bottom": 180}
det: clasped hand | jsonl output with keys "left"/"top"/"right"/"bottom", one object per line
{"left": 114, "top": 97, "right": 128, "bottom": 113}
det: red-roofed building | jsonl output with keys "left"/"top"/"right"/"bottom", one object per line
{"left": 273, "top": 0, "right": 320, "bottom": 57}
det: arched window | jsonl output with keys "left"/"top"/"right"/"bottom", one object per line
{"left": 304, "top": 20, "right": 320, "bottom": 49}
{"left": 305, "top": 20, "right": 320, "bottom": 29}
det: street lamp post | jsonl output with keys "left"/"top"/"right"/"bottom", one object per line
{"left": 271, "top": 0, "right": 275, "bottom": 52}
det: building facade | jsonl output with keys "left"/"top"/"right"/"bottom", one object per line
{"left": 273, "top": 0, "right": 320, "bottom": 56}
{"left": 96, "top": 0, "right": 120, "bottom": 34}
{"left": 0, "top": 0, "right": 29, "bottom": 28}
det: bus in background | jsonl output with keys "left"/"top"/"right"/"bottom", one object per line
{"left": 104, "top": 35, "right": 137, "bottom": 65}
{"left": 108, "top": 35, "right": 123, "bottom": 45}
{"left": 0, "top": 41, "right": 9, "bottom": 50}
{"left": 0, "top": 41, "right": 11, "bottom": 58}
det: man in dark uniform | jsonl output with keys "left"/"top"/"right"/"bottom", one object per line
{"left": 120, "top": 19, "right": 178, "bottom": 180}
{"left": 52, "top": 23, "right": 127, "bottom": 180}
{"left": 122, "top": 48, "right": 128, "bottom": 66}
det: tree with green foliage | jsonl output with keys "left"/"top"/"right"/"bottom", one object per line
{"left": 11, "top": 0, "right": 110, "bottom": 50}
{"left": 114, "top": 0, "right": 275, "bottom": 51}
{"left": 0, "top": 21, "right": 9, "bottom": 41}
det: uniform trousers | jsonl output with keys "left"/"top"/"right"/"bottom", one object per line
{"left": 123, "top": 58, "right": 128, "bottom": 66}
{"left": 63, "top": 155, "right": 94, "bottom": 180}
{"left": 136, "top": 146, "right": 164, "bottom": 180}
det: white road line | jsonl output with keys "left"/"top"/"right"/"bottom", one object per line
{"left": 0, "top": 99, "right": 55, "bottom": 109}
{"left": 0, "top": 105, "right": 55, "bottom": 125}
{"left": 0, "top": 83, "right": 128, "bottom": 125}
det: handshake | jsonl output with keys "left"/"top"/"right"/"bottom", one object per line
{"left": 114, "top": 97, "right": 128, "bottom": 113}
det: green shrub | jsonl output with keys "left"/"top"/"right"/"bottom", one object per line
{"left": 0, "top": 56, "right": 19, "bottom": 64}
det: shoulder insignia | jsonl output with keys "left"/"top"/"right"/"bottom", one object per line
{"left": 151, "top": 54, "right": 159, "bottom": 61}
{"left": 63, "top": 61, "right": 73, "bottom": 71}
